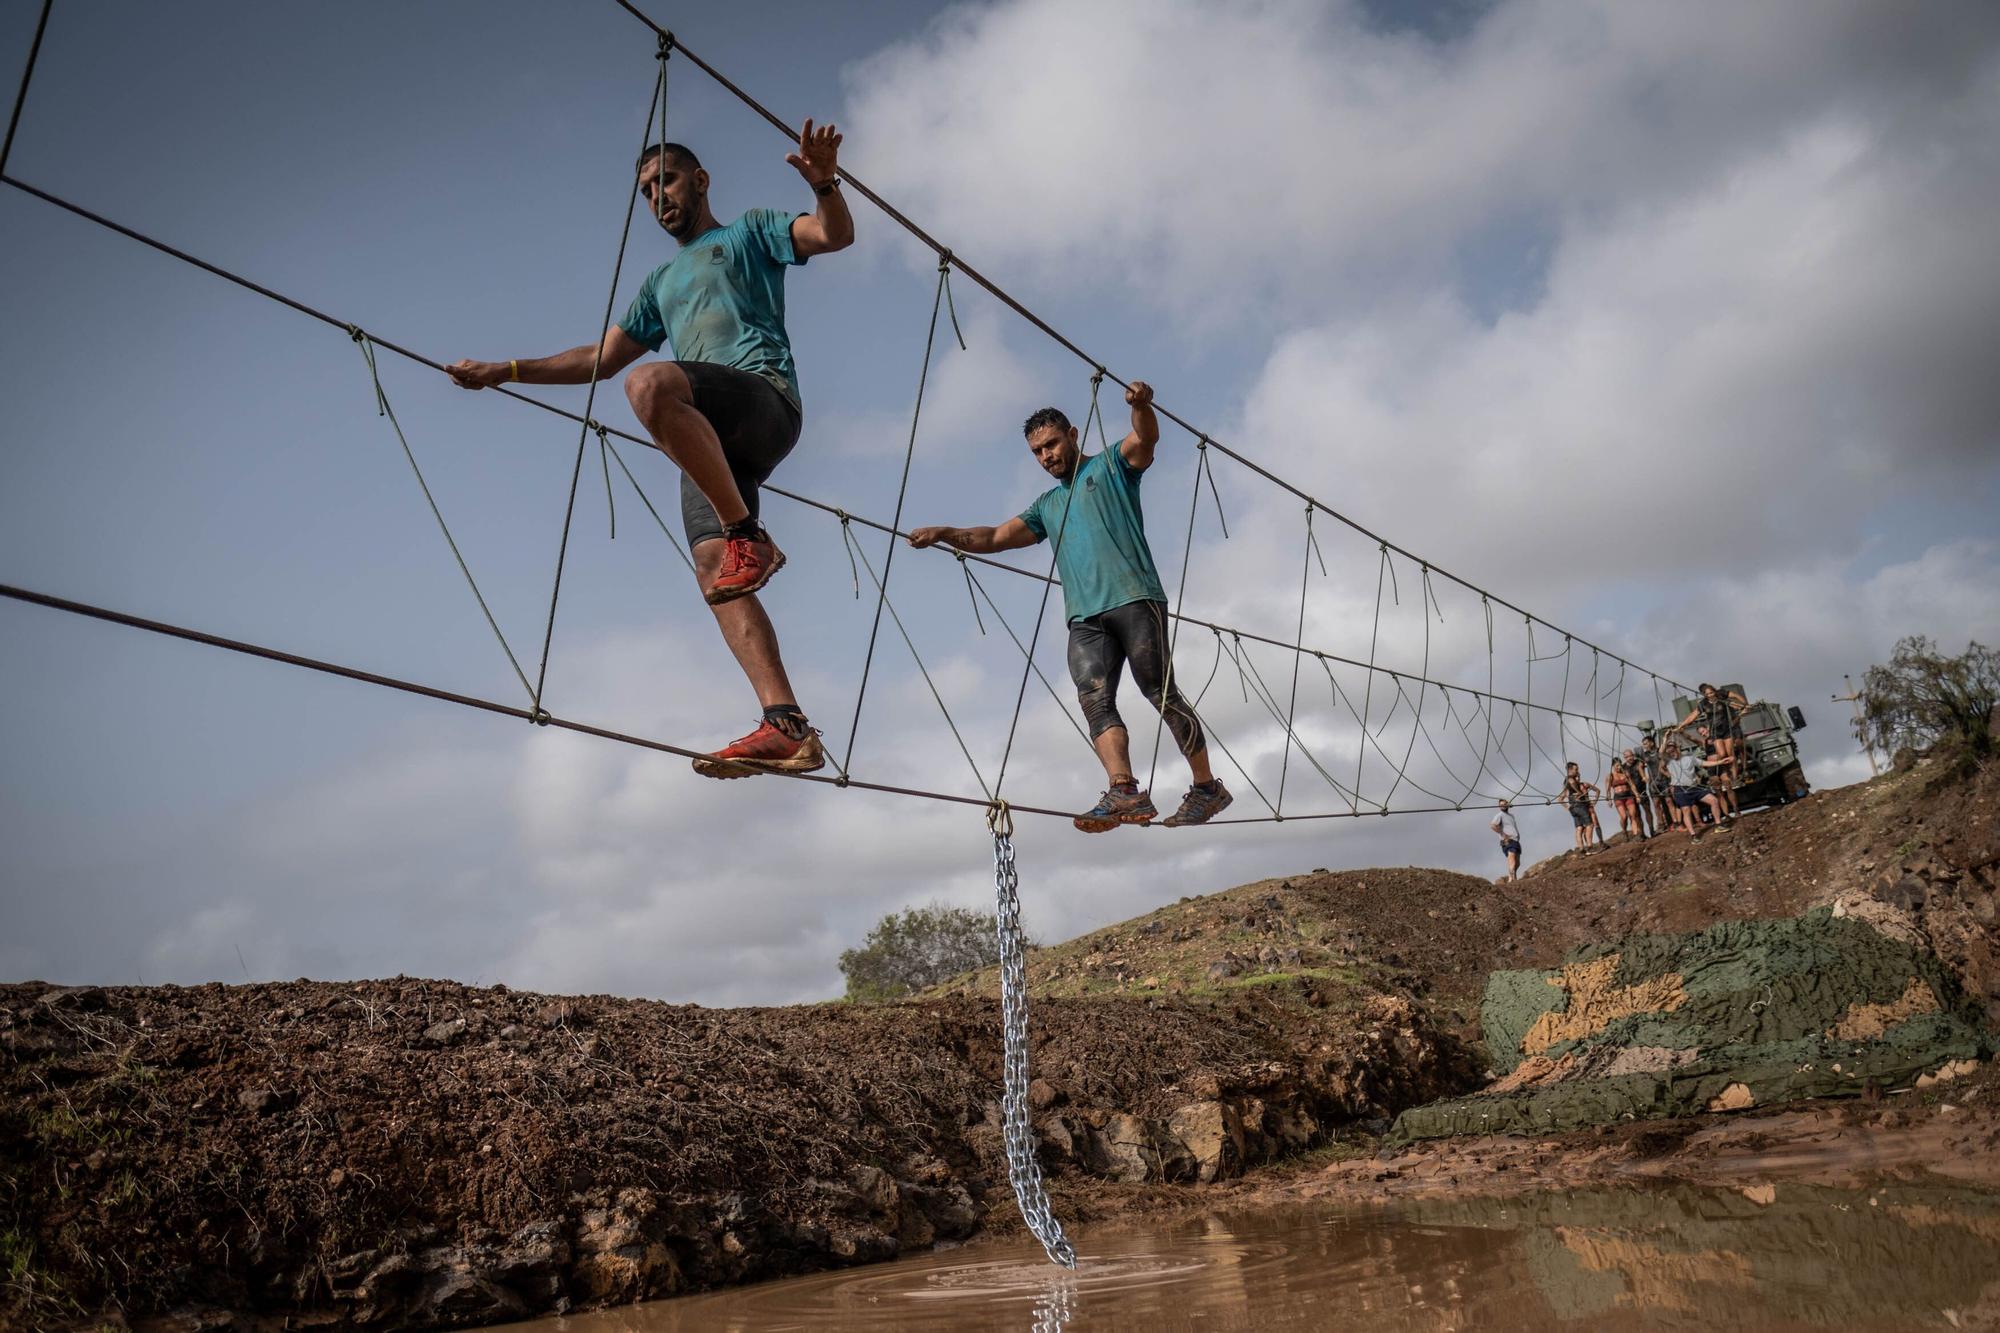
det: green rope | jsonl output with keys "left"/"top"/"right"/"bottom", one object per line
{"left": 348, "top": 328, "right": 533, "bottom": 702}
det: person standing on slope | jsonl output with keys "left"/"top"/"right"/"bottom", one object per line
{"left": 447, "top": 124, "right": 853, "bottom": 778}
{"left": 906, "top": 383, "right": 1230, "bottom": 832}
{"left": 1491, "top": 799, "right": 1523, "bottom": 881}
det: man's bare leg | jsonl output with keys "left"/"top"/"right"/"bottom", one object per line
{"left": 694, "top": 540, "right": 797, "bottom": 708}
{"left": 1091, "top": 726, "right": 1135, "bottom": 784}
{"left": 626, "top": 363, "right": 752, "bottom": 529}
{"left": 1089, "top": 724, "right": 1213, "bottom": 787}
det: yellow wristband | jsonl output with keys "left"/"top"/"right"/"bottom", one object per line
{"left": 509, "top": 359, "right": 520, "bottom": 382}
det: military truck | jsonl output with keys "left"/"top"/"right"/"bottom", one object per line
{"left": 1640, "top": 683, "right": 1811, "bottom": 809}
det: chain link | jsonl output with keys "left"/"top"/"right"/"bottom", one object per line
{"left": 991, "top": 827, "right": 1078, "bottom": 1268}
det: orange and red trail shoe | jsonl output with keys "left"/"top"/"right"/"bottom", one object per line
{"left": 692, "top": 718, "right": 826, "bottom": 780}
{"left": 704, "top": 528, "right": 787, "bottom": 605}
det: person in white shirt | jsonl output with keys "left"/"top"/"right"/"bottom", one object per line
{"left": 1491, "top": 799, "right": 1522, "bottom": 881}
{"left": 1664, "top": 739, "right": 1727, "bottom": 837}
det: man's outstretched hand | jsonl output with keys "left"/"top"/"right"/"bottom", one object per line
{"left": 786, "top": 118, "right": 842, "bottom": 187}
{"left": 906, "top": 526, "right": 951, "bottom": 550}
{"left": 446, "top": 359, "right": 506, "bottom": 391}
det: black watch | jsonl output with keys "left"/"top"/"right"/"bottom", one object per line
{"left": 813, "top": 179, "right": 840, "bottom": 197}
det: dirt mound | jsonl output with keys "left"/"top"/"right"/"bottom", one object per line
{"left": 5, "top": 757, "right": 1994, "bottom": 1327}
{"left": 0, "top": 968, "right": 1464, "bottom": 1327}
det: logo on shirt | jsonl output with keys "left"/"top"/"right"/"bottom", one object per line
{"left": 709, "top": 245, "right": 726, "bottom": 265}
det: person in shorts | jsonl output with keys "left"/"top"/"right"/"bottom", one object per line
{"left": 448, "top": 124, "right": 854, "bottom": 778}
{"left": 1665, "top": 738, "right": 1727, "bottom": 837}
{"left": 1674, "top": 683, "right": 1748, "bottom": 806}
{"left": 1490, "top": 799, "right": 1523, "bottom": 881}
{"left": 1607, "top": 754, "right": 1645, "bottom": 840}
{"left": 1560, "top": 761, "right": 1600, "bottom": 853}
{"left": 907, "top": 384, "right": 1229, "bottom": 832}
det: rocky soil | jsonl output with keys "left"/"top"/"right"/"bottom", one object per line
{"left": 4, "top": 756, "right": 1994, "bottom": 1329}
{"left": 0, "top": 970, "right": 1463, "bottom": 1326}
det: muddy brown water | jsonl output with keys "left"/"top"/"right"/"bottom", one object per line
{"left": 508, "top": 1180, "right": 2000, "bottom": 1331}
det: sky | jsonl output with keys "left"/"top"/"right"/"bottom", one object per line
{"left": 3, "top": 0, "right": 1997, "bottom": 1005}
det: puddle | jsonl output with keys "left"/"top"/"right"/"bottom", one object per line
{"left": 507, "top": 1181, "right": 2000, "bottom": 1330}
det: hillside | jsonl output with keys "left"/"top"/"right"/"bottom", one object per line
{"left": 3, "top": 757, "right": 1995, "bottom": 1328}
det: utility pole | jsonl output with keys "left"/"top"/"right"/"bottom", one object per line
{"left": 1832, "top": 675, "right": 1878, "bottom": 776}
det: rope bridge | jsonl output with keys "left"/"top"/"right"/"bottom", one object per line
{"left": 1, "top": 0, "right": 1696, "bottom": 1268}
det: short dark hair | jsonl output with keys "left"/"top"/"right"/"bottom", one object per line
{"left": 637, "top": 142, "right": 702, "bottom": 174}
{"left": 1022, "top": 407, "right": 1071, "bottom": 439}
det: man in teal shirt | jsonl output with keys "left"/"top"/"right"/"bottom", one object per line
{"left": 909, "top": 383, "right": 1231, "bottom": 831}
{"left": 447, "top": 122, "right": 853, "bottom": 780}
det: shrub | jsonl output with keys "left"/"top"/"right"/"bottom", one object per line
{"left": 838, "top": 902, "right": 1009, "bottom": 1001}
{"left": 1854, "top": 636, "right": 1998, "bottom": 770}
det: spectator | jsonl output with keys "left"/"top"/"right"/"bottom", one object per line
{"left": 1665, "top": 738, "right": 1727, "bottom": 837}
{"left": 1560, "top": 761, "right": 1600, "bottom": 853}
{"left": 1491, "top": 799, "right": 1523, "bottom": 882}
{"left": 1608, "top": 753, "right": 1646, "bottom": 840}
{"left": 1698, "top": 724, "right": 1740, "bottom": 821}
{"left": 1638, "top": 733, "right": 1672, "bottom": 834}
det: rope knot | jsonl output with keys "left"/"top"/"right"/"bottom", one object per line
{"left": 345, "top": 324, "right": 366, "bottom": 344}
{"left": 1197, "top": 434, "right": 1209, "bottom": 450}
{"left": 1090, "top": 366, "right": 1106, "bottom": 387}
{"left": 937, "top": 249, "right": 953, "bottom": 272}
{"left": 530, "top": 707, "right": 552, "bottom": 727}
{"left": 987, "top": 799, "right": 1014, "bottom": 838}
{"left": 657, "top": 31, "right": 675, "bottom": 58}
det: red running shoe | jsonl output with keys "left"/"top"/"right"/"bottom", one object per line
{"left": 692, "top": 718, "right": 826, "bottom": 779}
{"left": 705, "top": 527, "right": 786, "bottom": 605}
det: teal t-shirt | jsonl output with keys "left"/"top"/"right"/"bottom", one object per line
{"left": 1019, "top": 448, "right": 1168, "bottom": 624}
{"left": 618, "top": 208, "right": 806, "bottom": 406}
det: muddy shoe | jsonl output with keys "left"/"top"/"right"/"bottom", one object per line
{"left": 1073, "top": 784, "right": 1156, "bottom": 833}
{"left": 693, "top": 718, "right": 825, "bottom": 779}
{"left": 1160, "top": 780, "right": 1233, "bottom": 828}
{"left": 705, "top": 526, "right": 786, "bottom": 605}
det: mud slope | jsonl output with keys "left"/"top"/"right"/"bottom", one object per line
{"left": 4, "top": 758, "right": 1993, "bottom": 1328}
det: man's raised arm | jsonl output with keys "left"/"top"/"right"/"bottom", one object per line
{"left": 1117, "top": 380, "right": 1161, "bottom": 471}
{"left": 446, "top": 325, "right": 649, "bottom": 391}
{"left": 787, "top": 119, "right": 854, "bottom": 259}
{"left": 907, "top": 518, "right": 1039, "bottom": 556}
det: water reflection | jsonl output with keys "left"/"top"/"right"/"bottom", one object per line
{"left": 510, "top": 1181, "right": 2000, "bottom": 1331}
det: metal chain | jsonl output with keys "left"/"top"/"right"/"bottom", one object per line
{"left": 989, "top": 810, "right": 1078, "bottom": 1268}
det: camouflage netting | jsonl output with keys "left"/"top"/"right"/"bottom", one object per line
{"left": 1394, "top": 908, "right": 1991, "bottom": 1140}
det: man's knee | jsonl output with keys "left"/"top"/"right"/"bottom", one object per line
{"left": 1077, "top": 677, "right": 1122, "bottom": 738}
{"left": 625, "top": 361, "right": 691, "bottom": 419}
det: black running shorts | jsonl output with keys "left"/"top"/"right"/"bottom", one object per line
{"left": 673, "top": 362, "right": 802, "bottom": 549}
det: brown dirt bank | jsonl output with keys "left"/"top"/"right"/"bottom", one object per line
{"left": 6, "top": 759, "right": 1994, "bottom": 1328}
{"left": 0, "top": 969, "right": 1463, "bottom": 1328}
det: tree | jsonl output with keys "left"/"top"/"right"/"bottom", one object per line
{"left": 838, "top": 902, "right": 1009, "bottom": 1002}
{"left": 1854, "top": 636, "right": 1998, "bottom": 768}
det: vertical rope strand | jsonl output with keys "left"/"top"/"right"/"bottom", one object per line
{"left": 529, "top": 53, "right": 667, "bottom": 715}
{"left": 1275, "top": 503, "right": 1317, "bottom": 814}
{"left": 348, "top": 330, "right": 534, "bottom": 702}
{"left": 844, "top": 257, "right": 955, "bottom": 773}
{"left": 1, "top": 0, "right": 53, "bottom": 179}
{"left": 1144, "top": 435, "right": 1212, "bottom": 793}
